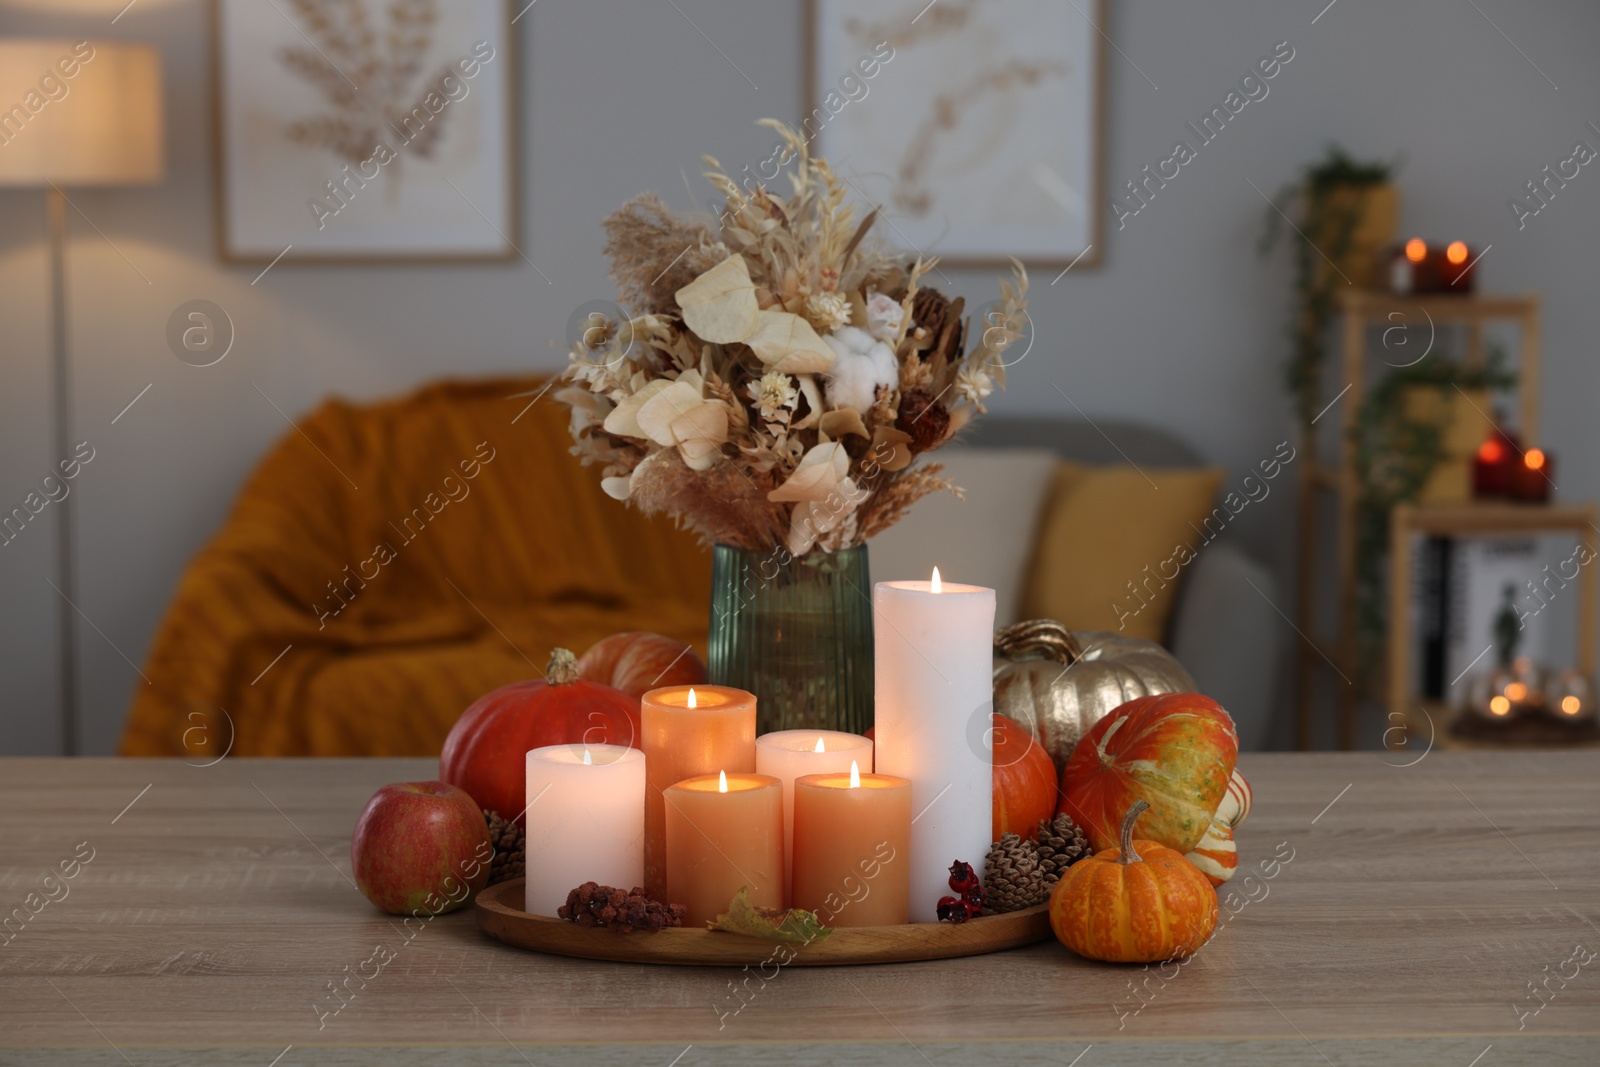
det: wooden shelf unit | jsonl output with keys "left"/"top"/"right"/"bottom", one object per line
{"left": 1295, "top": 292, "right": 1544, "bottom": 750}
{"left": 1385, "top": 502, "right": 1599, "bottom": 751}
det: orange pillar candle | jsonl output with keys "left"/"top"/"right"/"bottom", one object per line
{"left": 791, "top": 762, "right": 912, "bottom": 927}
{"left": 755, "top": 729, "right": 874, "bottom": 904}
{"left": 663, "top": 771, "right": 782, "bottom": 925}
{"left": 642, "top": 685, "right": 757, "bottom": 897}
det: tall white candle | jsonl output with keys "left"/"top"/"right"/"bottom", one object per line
{"left": 523, "top": 744, "right": 645, "bottom": 917}
{"left": 755, "top": 729, "right": 874, "bottom": 904}
{"left": 873, "top": 569, "right": 994, "bottom": 923}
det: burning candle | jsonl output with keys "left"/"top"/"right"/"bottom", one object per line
{"left": 1509, "top": 447, "right": 1554, "bottom": 503}
{"left": 792, "top": 761, "right": 911, "bottom": 927}
{"left": 755, "top": 729, "right": 874, "bottom": 903}
{"left": 641, "top": 685, "right": 757, "bottom": 897}
{"left": 873, "top": 567, "right": 995, "bottom": 922}
{"left": 663, "top": 770, "right": 782, "bottom": 925}
{"left": 523, "top": 744, "right": 645, "bottom": 916}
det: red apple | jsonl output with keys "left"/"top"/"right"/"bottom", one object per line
{"left": 351, "top": 781, "right": 493, "bottom": 916}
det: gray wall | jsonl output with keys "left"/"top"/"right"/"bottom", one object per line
{"left": 3, "top": 0, "right": 1598, "bottom": 754}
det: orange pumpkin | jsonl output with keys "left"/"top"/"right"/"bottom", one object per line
{"left": 577, "top": 631, "right": 707, "bottom": 699}
{"left": 1061, "top": 692, "right": 1238, "bottom": 854}
{"left": 1050, "top": 799, "right": 1219, "bottom": 963}
{"left": 440, "top": 649, "right": 640, "bottom": 824}
{"left": 992, "top": 713, "right": 1057, "bottom": 841}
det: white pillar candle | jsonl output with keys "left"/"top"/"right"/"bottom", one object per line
{"left": 873, "top": 569, "right": 995, "bottom": 923}
{"left": 755, "top": 729, "right": 874, "bottom": 904}
{"left": 523, "top": 744, "right": 645, "bottom": 917}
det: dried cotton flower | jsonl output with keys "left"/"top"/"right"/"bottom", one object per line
{"left": 822, "top": 326, "right": 899, "bottom": 413}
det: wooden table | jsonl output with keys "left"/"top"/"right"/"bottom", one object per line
{"left": 3, "top": 754, "right": 1598, "bottom": 1065}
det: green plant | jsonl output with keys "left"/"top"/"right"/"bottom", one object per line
{"left": 1260, "top": 145, "right": 1398, "bottom": 427}
{"left": 1350, "top": 353, "right": 1517, "bottom": 665}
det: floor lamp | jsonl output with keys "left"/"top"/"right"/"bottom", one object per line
{"left": 0, "top": 41, "right": 164, "bottom": 754}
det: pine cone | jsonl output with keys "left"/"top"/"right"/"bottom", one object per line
{"left": 982, "top": 833, "right": 1048, "bottom": 913}
{"left": 911, "top": 287, "right": 965, "bottom": 364}
{"left": 483, "top": 809, "right": 525, "bottom": 886}
{"left": 896, "top": 389, "right": 951, "bottom": 452}
{"left": 912, "top": 287, "right": 952, "bottom": 338}
{"left": 1036, "top": 813, "right": 1091, "bottom": 887}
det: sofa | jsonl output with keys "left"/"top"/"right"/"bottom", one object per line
{"left": 121, "top": 376, "right": 1279, "bottom": 757}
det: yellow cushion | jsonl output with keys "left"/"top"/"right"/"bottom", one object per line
{"left": 1021, "top": 461, "right": 1225, "bottom": 642}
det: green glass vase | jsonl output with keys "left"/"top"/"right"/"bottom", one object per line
{"left": 707, "top": 543, "right": 874, "bottom": 736}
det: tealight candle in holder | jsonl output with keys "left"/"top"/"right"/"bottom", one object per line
{"left": 792, "top": 761, "right": 911, "bottom": 927}
{"left": 523, "top": 744, "right": 645, "bottom": 917}
{"left": 756, "top": 729, "right": 874, "bottom": 904}
{"left": 1546, "top": 669, "right": 1596, "bottom": 723}
{"left": 664, "top": 770, "right": 782, "bottom": 925}
{"left": 641, "top": 685, "right": 756, "bottom": 898}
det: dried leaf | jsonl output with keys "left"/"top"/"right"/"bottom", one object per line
{"left": 746, "top": 310, "right": 837, "bottom": 375}
{"left": 707, "top": 887, "right": 832, "bottom": 943}
{"left": 636, "top": 380, "right": 704, "bottom": 446}
{"left": 671, "top": 403, "right": 729, "bottom": 471}
{"left": 675, "top": 254, "right": 760, "bottom": 344}
{"left": 603, "top": 379, "right": 675, "bottom": 439}
{"left": 818, "top": 408, "right": 870, "bottom": 440}
{"left": 769, "top": 441, "right": 849, "bottom": 502}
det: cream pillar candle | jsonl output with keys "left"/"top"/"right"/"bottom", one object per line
{"left": 755, "top": 729, "right": 874, "bottom": 904}
{"left": 523, "top": 744, "right": 645, "bottom": 917}
{"left": 872, "top": 568, "right": 995, "bottom": 923}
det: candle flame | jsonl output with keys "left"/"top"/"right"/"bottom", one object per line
{"left": 1505, "top": 682, "right": 1528, "bottom": 702}
{"left": 1525, "top": 448, "right": 1546, "bottom": 471}
{"left": 718, "top": 769, "right": 728, "bottom": 793}
{"left": 1405, "top": 237, "right": 1427, "bottom": 263}
{"left": 814, "top": 736, "right": 825, "bottom": 753}
{"left": 1446, "top": 240, "right": 1469, "bottom": 265}
{"left": 930, "top": 566, "right": 942, "bottom": 594}
{"left": 849, "top": 760, "right": 861, "bottom": 788}
{"left": 1562, "top": 695, "right": 1582, "bottom": 716}
{"left": 687, "top": 687, "right": 698, "bottom": 709}
{"left": 582, "top": 748, "right": 592, "bottom": 766}
{"left": 1489, "top": 695, "right": 1512, "bottom": 717}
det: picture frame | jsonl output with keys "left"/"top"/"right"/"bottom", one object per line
{"left": 213, "top": 0, "right": 518, "bottom": 263}
{"left": 806, "top": 0, "right": 1104, "bottom": 269}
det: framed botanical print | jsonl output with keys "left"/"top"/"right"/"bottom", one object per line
{"left": 808, "top": 0, "right": 1103, "bottom": 267}
{"left": 214, "top": 0, "right": 517, "bottom": 262}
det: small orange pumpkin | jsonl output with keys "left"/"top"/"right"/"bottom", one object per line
{"left": 992, "top": 714, "right": 1058, "bottom": 841}
{"left": 1049, "top": 799, "right": 1219, "bottom": 963}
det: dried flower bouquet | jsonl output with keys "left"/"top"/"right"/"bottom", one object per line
{"left": 557, "top": 121, "right": 1028, "bottom": 557}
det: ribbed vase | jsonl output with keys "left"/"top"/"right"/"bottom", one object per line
{"left": 707, "top": 543, "right": 874, "bottom": 736}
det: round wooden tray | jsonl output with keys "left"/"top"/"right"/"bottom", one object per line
{"left": 474, "top": 879, "right": 1053, "bottom": 967}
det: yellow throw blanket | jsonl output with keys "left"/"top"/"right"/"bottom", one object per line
{"left": 120, "top": 376, "right": 710, "bottom": 757}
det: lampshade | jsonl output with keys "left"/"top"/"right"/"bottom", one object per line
{"left": 0, "top": 39, "right": 164, "bottom": 186}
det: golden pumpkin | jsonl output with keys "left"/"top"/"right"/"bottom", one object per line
{"left": 993, "top": 620, "right": 1196, "bottom": 770}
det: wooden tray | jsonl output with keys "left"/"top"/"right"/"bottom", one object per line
{"left": 474, "top": 879, "right": 1053, "bottom": 967}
